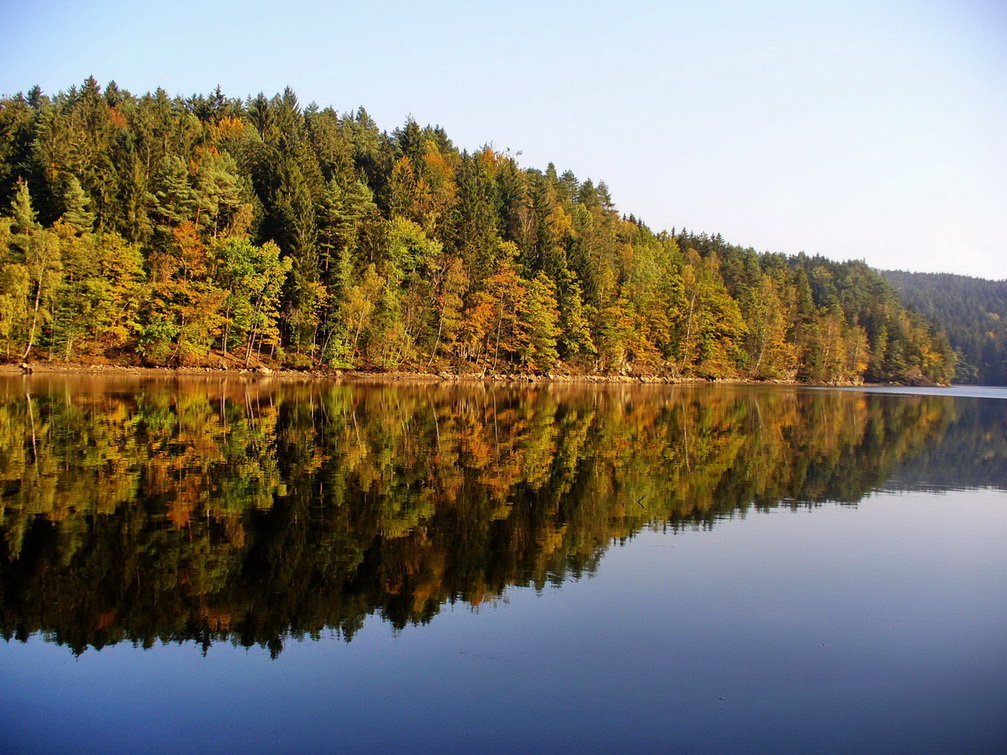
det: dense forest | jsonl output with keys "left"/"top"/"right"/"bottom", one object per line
{"left": 0, "top": 78, "right": 955, "bottom": 383}
{"left": 1, "top": 378, "right": 977, "bottom": 655}
{"left": 883, "top": 271, "right": 1007, "bottom": 385}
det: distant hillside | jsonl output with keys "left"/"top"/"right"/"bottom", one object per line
{"left": 883, "top": 271, "right": 1007, "bottom": 385}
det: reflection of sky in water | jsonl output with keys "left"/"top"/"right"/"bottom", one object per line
{"left": 829, "top": 385, "right": 1007, "bottom": 400}
{"left": 2, "top": 492, "right": 1005, "bottom": 752}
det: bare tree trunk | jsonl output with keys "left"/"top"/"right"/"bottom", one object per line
{"left": 678, "top": 291, "right": 697, "bottom": 374}
{"left": 170, "top": 314, "right": 185, "bottom": 362}
{"left": 753, "top": 328, "right": 766, "bottom": 376}
{"left": 317, "top": 329, "right": 333, "bottom": 367}
{"left": 244, "top": 323, "right": 259, "bottom": 367}
{"left": 22, "top": 280, "right": 44, "bottom": 361}
{"left": 222, "top": 304, "right": 231, "bottom": 355}
{"left": 428, "top": 309, "right": 445, "bottom": 367}
{"left": 351, "top": 307, "right": 370, "bottom": 358}
{"left": 244, "top": 297, "right": 265, "bottom": 367}
{"left": 492, "top": 306, "right": 503, "bottom": 372}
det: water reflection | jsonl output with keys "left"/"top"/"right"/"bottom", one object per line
{"left": 0, "top": 376, "right": 1002, "bottom": 655}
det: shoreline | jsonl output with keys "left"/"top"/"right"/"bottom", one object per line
{"left": 0, "top": 361, "right": 945, "bottom": 388}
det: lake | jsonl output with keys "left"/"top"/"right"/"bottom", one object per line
{"left": 1, "top": 376, "right": 1005, "bottom": 753}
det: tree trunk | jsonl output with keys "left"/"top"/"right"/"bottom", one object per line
{"left": 428, "top": 309, "right": 445, "bottom": 367}
{"left": 678, "top": 291, "right": 697, "bottom": 374}
{"left": 22, "top": 280, "right": 42, "bottom": 361}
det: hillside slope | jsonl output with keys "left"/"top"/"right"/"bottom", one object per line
{"left": 883, "top": 270, "right": 1007, "bottom": 385}
{"left": 0, "top": 78, "right": 955, "bottom": 384}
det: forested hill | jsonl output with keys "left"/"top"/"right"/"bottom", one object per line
{"left": 0, "top": 78, "right": 954, "bottom": 383}
{"left": 883, "top": 270, "right": 1007, "bottom": 385}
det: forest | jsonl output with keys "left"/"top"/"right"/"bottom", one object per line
{"left": 883, "top": 270, "right": 1007, "bottom": 385}
{"left": 0, "top": 78, "right": 956, "bottom": 384}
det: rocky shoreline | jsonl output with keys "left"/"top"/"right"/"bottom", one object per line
{"left": 0, "top": 361, "right": 945, "bottom": 387}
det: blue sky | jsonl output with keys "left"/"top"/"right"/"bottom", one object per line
{"left": 2, "top": 0, "right": 1005, "bottom": 279}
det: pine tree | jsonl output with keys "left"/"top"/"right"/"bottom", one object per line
{"left": 10, "top": 178, "right": 36, "bottom": 234}
{"left": 60, "top": 176, "right": 95, "bottom": 233}
{"left": 557, "top": 274, "right": 596, "bottom": 363}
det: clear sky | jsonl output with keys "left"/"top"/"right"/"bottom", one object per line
{"left": 2, "top": 0, "right": 1004, "bottom": 280}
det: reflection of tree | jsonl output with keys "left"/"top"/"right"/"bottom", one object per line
{"left": 0, "top": 378, "right": 977, "bottom": 656}
{"left": 883, "top": 397, "right": 1007, "bottom": 492}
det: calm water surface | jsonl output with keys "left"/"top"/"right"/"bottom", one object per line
{"left": 0, "top": 377, "right": 1004, "bottom": 753}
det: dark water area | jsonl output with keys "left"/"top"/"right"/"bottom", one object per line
{"left": 1, "top": 377, "right": 1005, "bottom": 752}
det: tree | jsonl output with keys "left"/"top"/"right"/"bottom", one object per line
{"left": 746, "top": 274, "right": 797, "bottom": 379}
{"left": 523, "top": 272, "right": 561, "bottom": 371}
{"left": 150, "top": 155, "right": 196, "bottom": 240}
{"left": 59, "top": 176, "right": 96, "bottom": 233}
{"left": 10, "top": 178, "right": 36, "bottom": 233}
{"left": 215, "top": 238, "right": 290, "bottom": 365}
{"left": 19, "top": 229, "right": 62, "bottom": 359}
{"left": 344, "top": 264, "right": 384, "bottom": 361}
{"left": 426, "top": 253, "right": 468, "bottom": 365}
{"left": 675, "top": 251, "right": 746, "bottom": 377}
{"left": 557, "top": 274, "right": 596, "bottom": 364}
{"left": 8, "top": 181, "right": 62, "bottom": 358}
{"left": 0, "top": 218, "right": 29, "bottom": 358}
{"left": 482, "top": 243, "right": 528, "bottom": 370}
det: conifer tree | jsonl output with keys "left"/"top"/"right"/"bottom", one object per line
{"left": 59, "top": 176, "right": 95, "bottom": 233}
